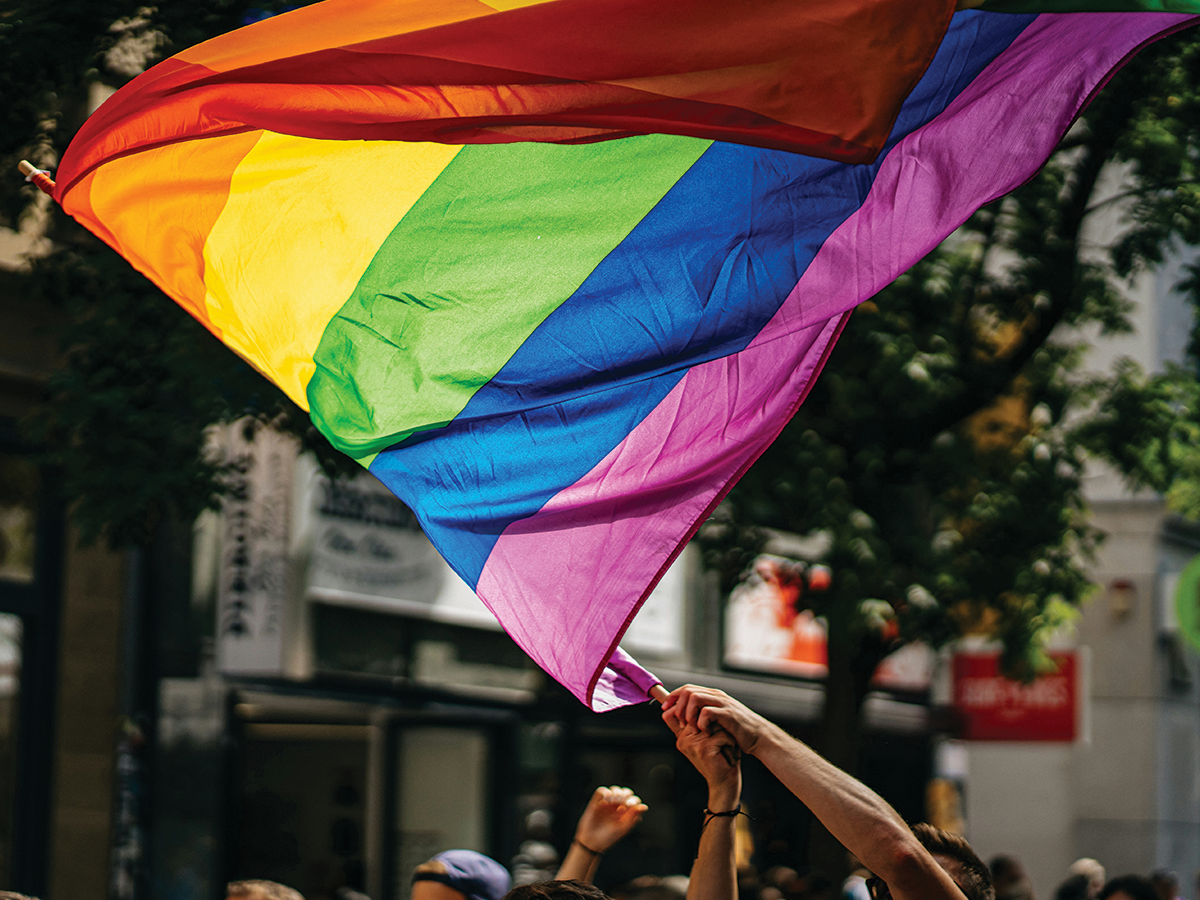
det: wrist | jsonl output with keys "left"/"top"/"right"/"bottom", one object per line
{"left": 572, "top": 836, "right": 605, "bottom": 857}
{"left": 753, "top": 721, "right": 792, "bottom": 760}
{"left": 706, "top": 783, "right": 741, "bottom": 812}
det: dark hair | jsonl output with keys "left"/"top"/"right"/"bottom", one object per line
{"left": 1150, "top": 871, "right": 1179, "bottom": 893}
{"left": 1055, "top": 874, "right": 1092, "bottom": 900}
{"left": 1098, "top": 875, "right": 1159, "bottom": 900}
{"left": 911, "top": 823, "right": 994, "bottom": 900}
{"left": 503, "top": 881, "right": 611, "bottom": 900}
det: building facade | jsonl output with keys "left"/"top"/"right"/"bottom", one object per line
{"left": 954, "top": 242, "right": 1200, "bottom": 895}
{"left": 143, "top": 425, "right": 939, "bottom": 900}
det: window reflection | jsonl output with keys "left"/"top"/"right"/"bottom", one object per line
{"left": 0, "top": 456, "right": 38, "bottom": 584}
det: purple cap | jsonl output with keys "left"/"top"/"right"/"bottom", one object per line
{"left": 412, "top": 850, "right": 512, "bottom": 900}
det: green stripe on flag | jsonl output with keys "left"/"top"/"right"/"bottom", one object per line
{"left": 307, "top": 134, "right": 710, "bottom": 458}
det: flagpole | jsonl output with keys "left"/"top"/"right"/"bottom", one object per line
{"left": 18, "top": 160, "right": 56, "bottom": 195}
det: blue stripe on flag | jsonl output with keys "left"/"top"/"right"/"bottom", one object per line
{"left": 370, "top": 10, "right": 1035, "bottom": 587}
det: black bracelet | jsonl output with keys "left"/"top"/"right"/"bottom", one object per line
{"left": 701, "top": 804, "right": 751, "bottom": 832}
{"left": 572, "top": 838, "right": 604, "bottom": 858}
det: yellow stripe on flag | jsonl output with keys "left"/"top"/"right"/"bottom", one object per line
{"left": 79, "top": 130, "right": 264, "bottom": 334}
{"left": 202, "top": 133, "right": 463, "bottom": 409}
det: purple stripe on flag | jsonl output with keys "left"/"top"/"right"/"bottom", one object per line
{"left": 475, "top": 312, "right": 847, "bottom": 709}
{"left": 786, "top": 10, "right": 1197, "bottom": 332}
{"left": 476, "top": 10, "right": 1198, "bottom": 710}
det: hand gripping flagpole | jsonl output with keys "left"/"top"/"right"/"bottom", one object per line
{"left": 18, "top": 160, "right": 56, "bottom": 195}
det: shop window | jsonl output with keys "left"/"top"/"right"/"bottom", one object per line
{"left": 394, "top": 726, "right": 490, "bottom": 900}
{"left": 0, "top": 456, "right": 38, "bottom": 584}
{"left": 232, "top": 724, "right": 370, "bottom": 898}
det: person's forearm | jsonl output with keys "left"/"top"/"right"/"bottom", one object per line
{"left": 555, "top": 841, "right": 602, "bottom": 883}
{"left": 686, "top": 781, "right": 739, "bottom": 900}
{"left": 752, "top": 725, "right": 938, "bottom": 892}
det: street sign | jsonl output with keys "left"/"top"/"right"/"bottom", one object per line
{"left": 953, "top": 651, "right": 1077, "bottom": 741}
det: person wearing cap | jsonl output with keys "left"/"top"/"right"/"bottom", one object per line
{"left": 412, "top": 849, "right": 512, "bottom": 900}
{"left": 414, "top": 778, "right": 646, "bottom": 900}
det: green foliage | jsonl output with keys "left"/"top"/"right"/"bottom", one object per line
{"left": 20, "top": 240, "right": 358, "bottom": 546}
{"left": 1, "top": 0, "right": 350, "bottom": 546}
{"left": 704, "top": 27, "right": 1200, "bottom": 683}
{"left": 1072, "top": 359, "right": 1200, "bottom": 520}
{"left": 0, "top": 0, "right": 288, "bottom": 229}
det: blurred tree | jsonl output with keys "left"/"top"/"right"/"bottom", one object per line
{"left": 701, "top": 23, "right": 1200, "bottom": 869}
{"left": 0, "top": 0, "right": 353, "bottom": 546}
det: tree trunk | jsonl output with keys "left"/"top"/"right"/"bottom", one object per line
{"left": 807, "top": 607, "right": 885, "bottom": 881}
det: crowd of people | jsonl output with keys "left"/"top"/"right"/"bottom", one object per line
{"left": 989, "top": 854, "right": 1192, "bottom": 900}
{"left": 0, "top": 685, "right": 1184, "bottom": 900}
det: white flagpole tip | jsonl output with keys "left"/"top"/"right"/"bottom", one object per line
{"left": 17, "top": 160, "right": 56, "bottom": 195}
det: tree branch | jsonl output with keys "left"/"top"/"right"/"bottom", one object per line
{"left": 1084, "top": 178, "right": 1199, "bottom": 215}
{"left": 908, "top": 86, "right": 1138, "bottom": 443}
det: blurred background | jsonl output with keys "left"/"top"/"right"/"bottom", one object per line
{"left": 2, "top": 3, "right": 1200, "bottom": 900}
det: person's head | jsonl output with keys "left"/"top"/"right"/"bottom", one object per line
{"left": 503, "top": 881, "right": 611, "bottom": 900}
{"left": 609, "top": 875, "right": 687, "bottom": 900}
{"left": 412, "top": 850, "right": 512, "bottom": 900}
{"left": 1098, "top": 875, "right": 1158, "bottom": 900}
{"left": 1150, "top": 871, "right": 1179, "bottom": 900}
{"left": 911, "top": 823, "right": 995, "bottom": 900}
{"left": 1068, "top": 860, "right": 1106, "bottom": 900}
{"left": 989, "top": 855, "right": 1034, "bottom": 900}
{"left": 226, "top": 880, "right": 305, "bottom": 900}
{"left": 1056, "top": 875, "right": 1093, "bottom": 900}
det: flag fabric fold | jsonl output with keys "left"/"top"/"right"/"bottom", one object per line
{"left": 52, "top": 0, "right": 1197, "bottom": 710}
{"left": 57, "top": 0, "right": 957, "bottom": 181}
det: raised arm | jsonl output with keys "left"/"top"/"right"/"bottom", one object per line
{"left": 555, "top": 785, "right": 647, "bottom": 883}
{"left": 662, "top": 709, "right": 741, "bottom": 900}
{"left": 662, "top": 685, "right": 965, "bottom": 900}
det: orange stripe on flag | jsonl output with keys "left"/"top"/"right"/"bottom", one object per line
{"left": 61, "top": 131, "right": 263, "bottom": 337}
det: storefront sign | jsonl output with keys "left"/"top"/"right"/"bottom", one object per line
{"left": 305, "top": 472, "right": 497, "bottom": 628}
{"left": 216, "top": 423, "right": 296, "bottom": 675}
{"left": 952, "top": 651, "right": 1077, "bottom": 741}
{"left": 305, "top": 470, "right": 692, "bottom": 656}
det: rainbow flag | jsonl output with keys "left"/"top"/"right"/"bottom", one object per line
{"left": 53, "top": 2, "right": 1197, "bottom": 710}
{"left": 983, "top": 0, "right": 1198, "bottom": 10}
{"left": 61, "top": 0, "right": 958, "bottom": 171}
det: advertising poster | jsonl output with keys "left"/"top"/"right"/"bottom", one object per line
{"left": 723, "top": 554, "right": 933, "bottom": 690}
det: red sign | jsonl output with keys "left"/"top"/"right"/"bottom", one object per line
{"left": 953, "top": 652, "right": 1077, "bottom": 741}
